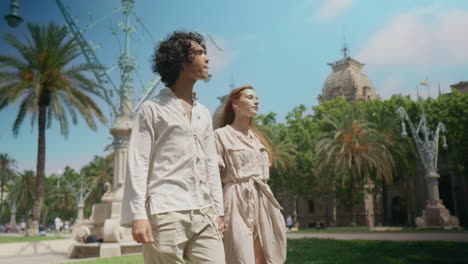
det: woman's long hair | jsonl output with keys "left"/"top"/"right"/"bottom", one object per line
{"left": 215, "top": 86, "right": 273, "bottom": 164}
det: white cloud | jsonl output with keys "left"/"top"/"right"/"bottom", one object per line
{"left": 315, "top": 0, "right": 354, "bottom": 22}
{"left": 357, "top": 8, "right": 468, "bottom": 71}
{"left": 205, "top": 35, "right": 233, "bottom": 75}
{"left": 378, "top": 75, "right": 405, "bottom": 99}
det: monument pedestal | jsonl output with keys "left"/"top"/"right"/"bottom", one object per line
{"left": 415, "top": 200, "right": 460, "bottom": 229}
{"left": 100, "top": 243, "right": 122, "bottom": 258}
{"left": 69, "top": 188, "right": 135, "bottom": 258}
{"left": 69, "top": 110, "right": 134, "bottom": 258}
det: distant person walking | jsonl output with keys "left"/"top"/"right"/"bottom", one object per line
{"left": 54, "top": 216, "right": 62, "bottom": 233}
{"left": 286, "top": 215, "right": 294, "bottom": 232}
{"left": 367, "top": 211, "right": 374, "bottom": 229}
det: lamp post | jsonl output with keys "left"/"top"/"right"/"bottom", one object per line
{"left": 8, "top": 200, "right": 17, "bottom": 230}
{"left": 57, "top": 170, "right": 91, "bottom": 223}
{"left": 4, "top": 0, "right": 23, "bottom": 27}
{"left": 396, "top": 102, "right": 459, "bottom": 229}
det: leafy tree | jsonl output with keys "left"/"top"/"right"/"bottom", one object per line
{"left": 43, "top": 167, "right": 79, "bottom": 224}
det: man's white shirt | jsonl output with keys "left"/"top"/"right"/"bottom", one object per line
{"left": 121, "top": 88, "right": 224, "bottom": 227}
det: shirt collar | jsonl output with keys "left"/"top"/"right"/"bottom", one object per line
{"left": 160, "top": 88, "right": 198, "bottom": 105}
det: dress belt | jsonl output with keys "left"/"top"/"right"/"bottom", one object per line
{"left": 225, "top": 176, "right": 283, "bottom": 210}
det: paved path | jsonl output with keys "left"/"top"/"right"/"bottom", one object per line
{"left": 1, "top": 232, "right": 467, "bottom": 264}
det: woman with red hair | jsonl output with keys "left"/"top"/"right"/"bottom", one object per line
{"left": 214, "top": 86, "right": 286, "bottom": 264}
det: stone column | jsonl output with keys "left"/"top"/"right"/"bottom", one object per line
{"left": 77, "top": 202, "right": 84, "bottom": 222}
{"left": 415, "top": 169, "right": 460, "bottom": 229}
{"left": 110, "top": 115, "right": 132, "bottom": 202}
{"left": 425, "top": 170, "right": 441, "bottom": 204}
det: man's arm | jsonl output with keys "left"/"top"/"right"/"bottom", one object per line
{"left": 121, "top": 103, "right": 155, "bottom": 242}
{"left": 204, "top": 112, "right": 225, "bottom": 218}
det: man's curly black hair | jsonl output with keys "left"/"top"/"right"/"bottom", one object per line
{"left": 152, "top": 31, "right": 206, "bottom": 87}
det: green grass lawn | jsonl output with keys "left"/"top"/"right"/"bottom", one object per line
{"left": 294, "top": 227, "right": 468, "bottom": 233}
{"left": 67, "top": 238, "right": 468, "bottom": 264}
{"left": 0, "top": 235, "right": 67, "bottom": 244}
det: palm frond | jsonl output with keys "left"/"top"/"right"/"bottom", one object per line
{"left": 12, "top": 94, "right": 35, "bottom": 136}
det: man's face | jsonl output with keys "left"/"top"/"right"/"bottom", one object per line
{"left": 184, "top": 41, "right": 209, "bottom": 81}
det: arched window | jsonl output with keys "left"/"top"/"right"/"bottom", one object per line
{"left": 363, "top": 86, "right": 371, "bottom": 99}
{"left": 332, "top": 87, "right": 343, "bottom": 98}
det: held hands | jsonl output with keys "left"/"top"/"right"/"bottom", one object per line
{"left": 132, "top": 219, "right": 154, "bottom": 243}
{"left": 217, "top": 216, "right": 225, "bottom": 233}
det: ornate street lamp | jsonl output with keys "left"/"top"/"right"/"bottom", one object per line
{"left": 4, "top": 0, "right": 23, "bottom": 27}
{"left": 56, "top": 170, "right": 92, "bottom": 223}
{"left": 396, "top": 100, "right": 459, "bottom": 229}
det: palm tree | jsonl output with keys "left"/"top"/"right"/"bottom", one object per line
{"left": 0, "top": 153, "right": 18, "bottom": 217}
{"left": 258, "top": 125, "right": 297, "bottom": 172}
{"left": 8, "top": 170, "right": 36, "bottom": 218}
{"left": 364, "top": 105, "right": 418, "bottom": 224}
{"left": 365, "top": 105, "right": 417, "bottom": 178}
{"left": 81, "top": 155, "right": 113, "bottom": 216}
{"left": 0, "top": 22, "right": 107, "bottom": 234}
{"left": 315, "top": 110, "right": 395, "bottom": 225}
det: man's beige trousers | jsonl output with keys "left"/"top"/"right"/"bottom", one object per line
{"left": 143, "top": 207, "right": 225, "bottom": 264}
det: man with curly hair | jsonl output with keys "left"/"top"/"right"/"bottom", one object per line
{"left": 121, "top": 31, "right": 225, "bottom": 263}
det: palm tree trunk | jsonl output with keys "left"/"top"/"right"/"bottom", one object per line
{"left": 31, "top": 103, "right": 47, "bottom": 236}
{"left": 293, "top": 194, "right": 299, "bottom": 229}
{"left": 0, "top": 176, "right": 4, "bottom": 217}
{"left": 350, "top": 169, "right": 356, "bottom": 226}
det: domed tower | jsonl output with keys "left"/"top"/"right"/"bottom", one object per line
{"left": 319, "top": 45, "right": 378, "bottom": 103}
{"left": 212, "top": 94, "right": 228, "bottom": 128}
{"left": 212, "top": 80, "right": 236, "bottom": 128}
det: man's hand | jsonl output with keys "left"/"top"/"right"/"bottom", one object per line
{"left": 132, "top": 219, "right": 154, "bottom": 243}
{"left": 216, "top": 216, "right": 225, "bottom": 233}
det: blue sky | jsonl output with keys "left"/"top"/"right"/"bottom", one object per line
{"left": 1, "top": 0, "right": 467, "bottom": 175}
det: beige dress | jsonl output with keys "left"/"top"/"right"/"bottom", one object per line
{"left": 214, "top": 125, "right": 287, "bottom": 264}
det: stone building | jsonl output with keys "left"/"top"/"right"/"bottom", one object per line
{"left": 288, "top": 52, "right": 467, "bottom": 229}
{"left": 318, "top": 53, "right": 378, "bottom": 103}
{"left": 293, "top": 51, "right": 383, "bottom": 228}
{"left": 451, "top": 81, "right": 468, "bottom": 93}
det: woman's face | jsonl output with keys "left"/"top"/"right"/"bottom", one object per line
{"left": 233, "top": 89, "right": 259, "bottom": 118}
